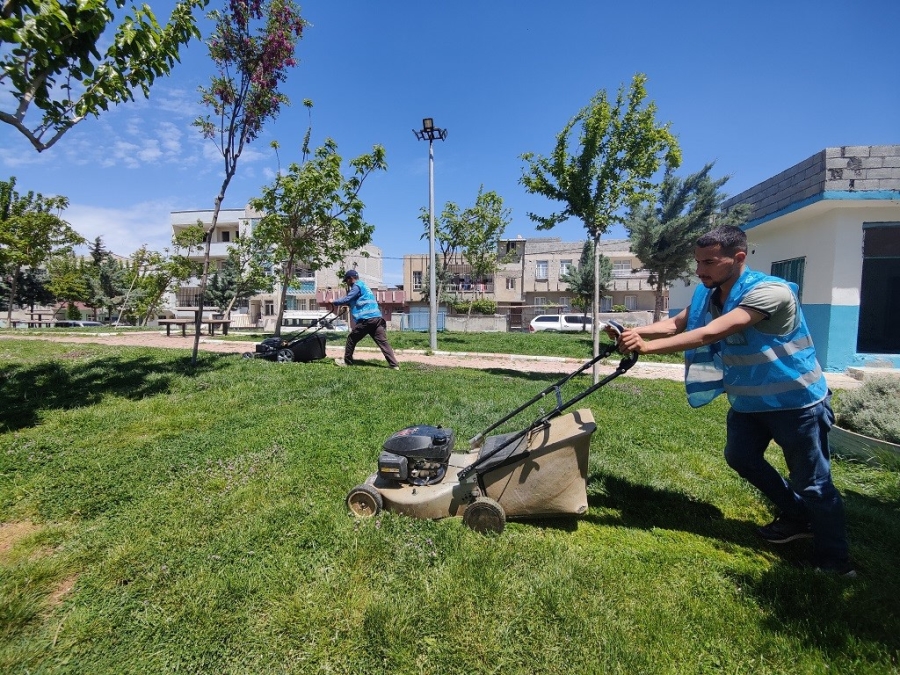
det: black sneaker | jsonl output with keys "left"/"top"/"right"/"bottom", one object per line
{"left": 756, "top": 515, "right": 813, "bottom": 544}
{"left": 805, "top": 556, "right": 857, "bottom": 579}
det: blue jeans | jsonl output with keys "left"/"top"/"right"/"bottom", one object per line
{"left": 724, "top": 395, "right": 849, "bottom": 562}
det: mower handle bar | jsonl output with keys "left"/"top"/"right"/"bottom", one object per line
{"left": 466, "top": 320, "right": 629, "bottom": 449}
{"left": 459, "top": 321, "right": 636, "bottom": 481}
{"left": 277, "top": 309, "right": 342, "bottom": 342}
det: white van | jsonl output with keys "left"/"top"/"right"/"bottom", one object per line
{"left": 529, "top": 314, "right": 595, "bottom": 332}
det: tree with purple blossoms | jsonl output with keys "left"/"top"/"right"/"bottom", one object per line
{"left": 190, "top": 0, "right": 305, "bottom": 364}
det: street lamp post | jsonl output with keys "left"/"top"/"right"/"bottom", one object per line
{"left": 413, "top": 117, "right": 447, "bottom": 351}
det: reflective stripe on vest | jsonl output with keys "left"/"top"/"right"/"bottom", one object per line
{"left": 684, "top": 268, "right": 827, "bottom": 412}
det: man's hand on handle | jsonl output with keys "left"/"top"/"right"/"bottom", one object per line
{"left": 603, "top": 320, "right": 649, "bottom": 355}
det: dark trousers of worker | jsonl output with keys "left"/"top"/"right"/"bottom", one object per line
{"left": 345, "top": 317, "right": 399, "bottom": 368}
{"left": 723, "top": 395, "right": 849, "bottom": 564}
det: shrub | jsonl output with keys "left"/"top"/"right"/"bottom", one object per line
{"left": 836, "top": 376, "right": 900, "bottom": 444}
{"left": 612, "top": 304, "right": 627, "bottom": 313}
{"left": 450, "top": 299, "right": 497, "bottom": 315}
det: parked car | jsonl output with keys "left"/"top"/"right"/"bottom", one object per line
{"left": 106, "top": 316, "right": 134, "bottom": 326}
{"left": 528, "top": 314, "right": 595, "bottom": 333}
{"left": 54, "top": 320, "right": 104, "bottom": 328}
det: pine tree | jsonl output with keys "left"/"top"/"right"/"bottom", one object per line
{"left": 626, "top": 163, "right": 750, "bottom": 321}
{"left": 560, "top": 240, "right": 611, "bottom": 329}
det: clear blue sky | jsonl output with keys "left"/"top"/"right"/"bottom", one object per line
{"left": 2, "top": 0, "right": 898, "bottom": 285}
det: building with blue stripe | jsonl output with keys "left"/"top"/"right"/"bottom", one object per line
{"left": 667, "top": 145, "right": 900, "bottom": 373}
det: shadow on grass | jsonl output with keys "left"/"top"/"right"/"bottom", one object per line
{"left": 588, "top": 472, "right": 900, "bottom": 657}
{"left": 585, "top": 473, "right": 739, "bottom": 539}
{"left": 741, "top": 488, "right": 900, "bottom": 655}
{"left": 0, "top": 351, "right": 227, "bottom": 432}
{"left": 737, "top": 538, "right": 900, "bottom": 657}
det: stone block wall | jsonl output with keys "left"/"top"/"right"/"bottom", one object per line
{"left": 723, "top": 145, "right": 900, "bottom": 222}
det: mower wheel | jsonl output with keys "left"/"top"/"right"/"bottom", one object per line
{"left": 276, "top": 348, "right": 295, "bottom": 363}
{"left": 241, "top": 352, "right": 254, "bottom": 359}
{"left": 346, "top": 484, "right": 383, "bottom": 518}
{"left": 463, "top": 497, "right": 506, "bottom": 534}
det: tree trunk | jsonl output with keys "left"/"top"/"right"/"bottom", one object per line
{"left": 223, "top": 293, "right": 239, "bottom": 320}
{"left": 591, "top": 231, "right": 601, "bottom": 384}
{"left": 191, "top": 186, "right": 229, "bottom": 365}
{"left": 274, "top": 255, "right": 294, "bottom": 337}
{"left": 653, "top": 282, "right": 665, "bottom": 322}
{"left": 6, "top": 264, "right": 21, "bottom": 323}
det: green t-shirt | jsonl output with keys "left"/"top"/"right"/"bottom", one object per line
{"left": 712, "top": 281, "right": 799, "bottom": 335}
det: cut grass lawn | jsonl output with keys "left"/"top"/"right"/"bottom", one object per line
{"left": 0, "top": 339, "right": 898, "bottom": 674}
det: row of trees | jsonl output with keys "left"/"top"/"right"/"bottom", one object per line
{"left": 0, "top": 189, "right": 210, "bottom": 326}
{"left": 419, "top": 74, "right": 748, "bottom": 349}
{"left": 517, "top": 73, "right": 749, "bottom": 379}
{"left": 4, "top": 4, "right": 748, "bottom": 364}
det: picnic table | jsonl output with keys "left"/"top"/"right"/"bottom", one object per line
{"left": 10, "top": 319, "right": 56, "bottom": 328}
{"left": 158, "top": 318, "right": 231, "bottom": 337}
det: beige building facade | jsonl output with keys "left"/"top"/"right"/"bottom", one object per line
{"left": 403, "top": 236, "right": 663, "bottom": 330}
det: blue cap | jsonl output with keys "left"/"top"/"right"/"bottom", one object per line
{"left": 344, "top": 269, "right": 359, "bottom": 280}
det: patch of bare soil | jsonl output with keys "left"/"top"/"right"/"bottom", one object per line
{"left": 0, "top": 520, "right": 40, "bottom": 557}
{"left": 46, "top": 574, "right": 78, "bottom": 609}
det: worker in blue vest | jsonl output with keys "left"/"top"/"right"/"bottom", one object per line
{"left": 327, "top": 269, "right": 399, "bottom": 370}
{"left": 612, "top": 225, "right": 853, "bottom": 577}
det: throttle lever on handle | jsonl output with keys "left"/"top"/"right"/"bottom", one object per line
{"left": 606, "top": 319, "right": 632, "bottom": 357}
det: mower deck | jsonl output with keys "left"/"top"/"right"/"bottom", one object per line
{"left": 349, "top": 409, "right": 596, "bottom": 532}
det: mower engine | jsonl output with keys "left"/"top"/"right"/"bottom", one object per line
{"left": 255, "top": 336, "right": 286, "bottom": 355}
{"left": 378, "top": 425, "right": 455, "bottom": 486}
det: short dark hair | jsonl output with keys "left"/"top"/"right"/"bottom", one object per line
{"left": 696, "top": 226, "right": 747, "bottom": 256}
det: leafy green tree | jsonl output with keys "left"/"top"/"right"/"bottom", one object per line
{"left": 194, "top": 225, "right": 275, "bottom": 319}
{"left": 0, "top": 267, "right": 54, "bottom": 311}
{"left": 190, "top": 0, "right": 305, "bottom": 362}
{"left": 80, "top": 236, "right": 129, "bottom": 319}
{"left": 204, "top": 268, "right": 232, "bottom": 313}
{"left": 418, "top": 186, "right": 511, "bottom": 309}
{"left": 0, "top": 0, "right": 207, "bottom": 152}
{"left": 457, "top": 187, "right": 511, "bottom": 325}
{"left": 1, "top": 176, "right": 83, "bottom": 322}
{"left": 520, "top": 73, "right": 680, "bottom": 376}
{"left": 560, "top": 240, "right": 612, "bottom": 329}
{"left": 626, "top": 162, "right": 751, "bottom": 321}
{"left": 418, "top": 200, "right": 465, "bottom": 303}
{"left": 125, "top": 229, "right": 202, "bottom": 326}
{"left": 252, "top": 112, "right": 387, "bottom": 335}
{"left": 459, "top": 186, "right": 511, "bottom": 296}
{"left": 46, "top": 252, "right": 88, "bottom": 309}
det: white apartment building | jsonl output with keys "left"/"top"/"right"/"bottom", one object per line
{"left": 169, "top": 206, "right": 384, "bottom": 327}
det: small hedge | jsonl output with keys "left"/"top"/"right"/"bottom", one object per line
{"left": 836, "top": 375, "right": 900, "bottom": 444}
{"left": 450, "top": 299, "right": 497, "bottom": 315}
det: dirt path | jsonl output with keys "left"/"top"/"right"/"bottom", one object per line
{"left": 1, "top": 330, "right": 862, "bottom": 389}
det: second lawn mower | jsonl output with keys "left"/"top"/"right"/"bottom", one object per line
{"left": 242, "top": 311, "right": 340, "bottom": 363}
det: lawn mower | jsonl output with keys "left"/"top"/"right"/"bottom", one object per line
{"left": 241, "top": 311, "right": 339, "bottom": 363}
{"left": 346, "top": 321, "right": 638, "bottom": 533}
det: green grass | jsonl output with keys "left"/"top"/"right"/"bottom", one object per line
{"left": 0, "top": 339, "right": 898, "bottom": 674}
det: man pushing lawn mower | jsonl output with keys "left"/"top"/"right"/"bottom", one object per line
{"left": 325, "top": 269, "right": 400, "bottom": 370}
{"left": 611, "top": 225, "right": 854, "bottom": 577}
